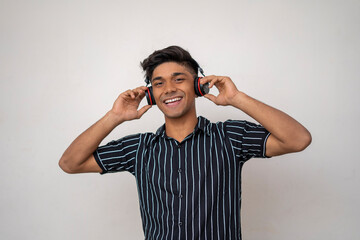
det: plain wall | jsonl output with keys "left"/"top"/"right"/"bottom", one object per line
{"left": 1, "top": 0, "right": 359, "bottom": 239}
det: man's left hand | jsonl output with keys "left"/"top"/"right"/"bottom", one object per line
{"left": 200, "top": 75, "right": 240, "bottom": 106}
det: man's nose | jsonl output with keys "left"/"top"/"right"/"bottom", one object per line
{"left": 164, "top": 82, "right": 176, "bottom": 94}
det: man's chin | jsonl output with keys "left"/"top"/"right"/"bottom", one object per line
{"left": 159, "top": 103, "right": 196, "bottom": 120}
{"left": 163, "top": 112, "right": 184, "bottom": 119}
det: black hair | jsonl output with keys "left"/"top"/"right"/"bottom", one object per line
{"left": 141, "top": 46, "right": 200, "bottom": 84}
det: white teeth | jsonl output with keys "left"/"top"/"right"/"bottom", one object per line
{"left": 165, "top": 97, "right": 182, "bottom": 104}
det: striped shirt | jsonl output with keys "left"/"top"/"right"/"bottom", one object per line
{"left": 94, "top": 116, "right": 270, "bottom": 240}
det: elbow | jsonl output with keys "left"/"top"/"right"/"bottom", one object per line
{"left": 301, "top": 129, "right": 312, "bottom": 150}
{"left": 292, "top": 130, "right": 312, "bottom": 152}
{"left": 58, "top": 156, "right": 77, "bottom": 174}
{"left": 270, "top": 129, "right": 312, "bottom": 156}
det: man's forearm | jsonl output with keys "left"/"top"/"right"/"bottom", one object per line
{"left": 59, "top": 111, "right": 123, "bottom": 172}
{"left": 231, "top": 91, "right": 311, "bottom": 152}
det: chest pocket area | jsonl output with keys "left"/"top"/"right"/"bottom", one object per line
{"left": 145, "top": 144, "right": 179, "bottom": 195}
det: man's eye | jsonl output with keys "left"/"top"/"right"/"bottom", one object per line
{"left": 154, "top": 82, "right": 163, "bottom": 87}
{"left": 175, "top": 78, "right": 184, "bottom": 82}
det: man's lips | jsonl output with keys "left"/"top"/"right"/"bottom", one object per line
{"left": 164, "top": 97, "right": 182, "bottom": 104}
{"left": 161, "top": 96, "right": 183, "bottom": 106}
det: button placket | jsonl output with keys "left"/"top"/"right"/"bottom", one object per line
{"left": 177, "top": 140, "right": 185, "bottom": 230}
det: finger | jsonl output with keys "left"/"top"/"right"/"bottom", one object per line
{"left": 137, "top": 91, "right": 145, "bottom": 99}
{"left": 132, "top": 88, "right": 145, "bottom": 99}
{"left": 209, "top": 78, "right": 222, "bottom": 89}
{"left": 204, "top": 93, "right": 217, "bottom": 103}
{"left": 130, "top": 90, "right": 137, "bottom": 99}
{"left": 138, "top": 86, "right": 149, "bottom": 91}
{"left": 209, "top": 79, "right": 218, "bottom": 89}
{"left": 121, "top": 90, "right": 131, "bottom": 99}
{"left": 132, "top": 88, "right": 146, "bottom": 100}
{"left": 123, "top": 89, "right": 135, "bottom": 99}
{"left": 200, "top": 75, "right": 216, "bottom": 85}
{"left": 137, "top": 105, "right": 152, "bottom": 118}
{"left": 212, "top": 76, "right": 230, "bottom": 89}
{"left": 201, "top": 75, "right": 222, "bottom": 89}
{"left": 133, "top": 86, "right": 148, "bottom": 92}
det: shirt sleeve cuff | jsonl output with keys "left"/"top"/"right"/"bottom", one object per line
{"left": 263, "top": 132, "right": 272, "bottom": 158}
{"left": 93, "top": 151, "right": 107, "bottom": 175}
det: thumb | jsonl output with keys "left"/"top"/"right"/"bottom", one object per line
{"left": 137, "top": 105, "right": 152, "bottom": 119}
{"left": 204, "top": 94, "right": 217, "bottom": 103}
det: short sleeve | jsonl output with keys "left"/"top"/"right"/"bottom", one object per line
{"left": 93, "top": 134, "right": 141, "bottom": 175}
{"left": 225, "top": 120, "right": 271, "bottom": 161}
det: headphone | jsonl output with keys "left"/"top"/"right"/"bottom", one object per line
{"left": 144, "top": 66, "right": 209, "bottom": 105}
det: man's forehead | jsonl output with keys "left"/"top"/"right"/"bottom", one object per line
{"left": 152, "top": 72, "right": 187, "bottom": 82}
{"left": 152, "top": 62, "right": 192, "bottom": 80}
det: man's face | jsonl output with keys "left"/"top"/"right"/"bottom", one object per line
{"left": 151, "top": 62, "right": 197, "bottom": 120}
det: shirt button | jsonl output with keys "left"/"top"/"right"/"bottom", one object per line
{"left": 179, "top": 194, "right": 183, "bottom": 198}
{"left": 178, "top": 168, "right": 182, "bottom": 173}
{"left": 178, "top": 222, "right": 182, "bottom": 226}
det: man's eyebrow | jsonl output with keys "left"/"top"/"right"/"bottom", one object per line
{"left": 151, "top": 72, "right": 186, "bottom": 82}
{"left": 172, "top": 72, "right": 186, "bottom": 77}
{"left": 152, "top": 76, "right": 163, "bottom": 82}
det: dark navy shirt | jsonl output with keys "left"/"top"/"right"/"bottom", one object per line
{"left": 94, "top": 116, "right": 270, "bottom": 240}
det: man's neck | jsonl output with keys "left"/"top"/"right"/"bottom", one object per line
{"left": 164, "top": 112, "right": 198, "bottom": 143}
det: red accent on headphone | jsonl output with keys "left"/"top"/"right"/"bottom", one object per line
{"left": 197, "top": 77, "right": 204, "bottom": 96}
{"left": 146, "top": 87, "right": 153, "bottom": 105}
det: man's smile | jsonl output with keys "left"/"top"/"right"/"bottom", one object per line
{"left": 164, "top": 97, "right": 183, "bottom": 105}
{"left": 163, "top": 96, "right": 183, "bottom": 107}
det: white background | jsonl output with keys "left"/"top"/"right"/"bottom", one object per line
{"left": 1, "top": 0, "right": 359, "bottom": 239}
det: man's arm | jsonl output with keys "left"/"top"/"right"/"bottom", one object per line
{"left": 201, "top": 76, "right": 311, "bottom": 157}
{"left": 59, "top": 86, "right": 151, "bottom": 174}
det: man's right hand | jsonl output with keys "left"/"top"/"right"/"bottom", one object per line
{"left": 109, "top": 86, "right": 152, "bottom": 125}
{"left": 59, "top": 86, "right": 151, "bottom": 174}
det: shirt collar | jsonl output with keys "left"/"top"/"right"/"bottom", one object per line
{"left": 196, "top": 116, "right": 211, "bottom": 136}
{"left": 155, "top": 116, "right": 211, "bottom": 139}
{"left": 155, "top": 124, "right": 166, "bottom": 138}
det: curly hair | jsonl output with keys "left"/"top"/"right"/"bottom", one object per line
{"left": 141, "top": 46, "right": 200, "bottom": 84}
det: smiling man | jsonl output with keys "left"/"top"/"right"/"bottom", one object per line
{"left": 59, "top": 46, "right": 311, "bottom": 239}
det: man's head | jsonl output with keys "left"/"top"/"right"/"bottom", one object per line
{"left": 141, "top": 46, "right": 200, "bottom": 84}
{"left": 141, "top": 46, "right": 201, "bottom": 120}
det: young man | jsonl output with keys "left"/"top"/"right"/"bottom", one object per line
{"left": 59, "top": 46, "right": 311, "bottom": 239}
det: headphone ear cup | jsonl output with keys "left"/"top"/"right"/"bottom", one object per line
{"left": 194, "top": 77, "right": 209, "bottom": 96}
{"left": 145, "top": 86, "right": 156, "bottom": 105}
